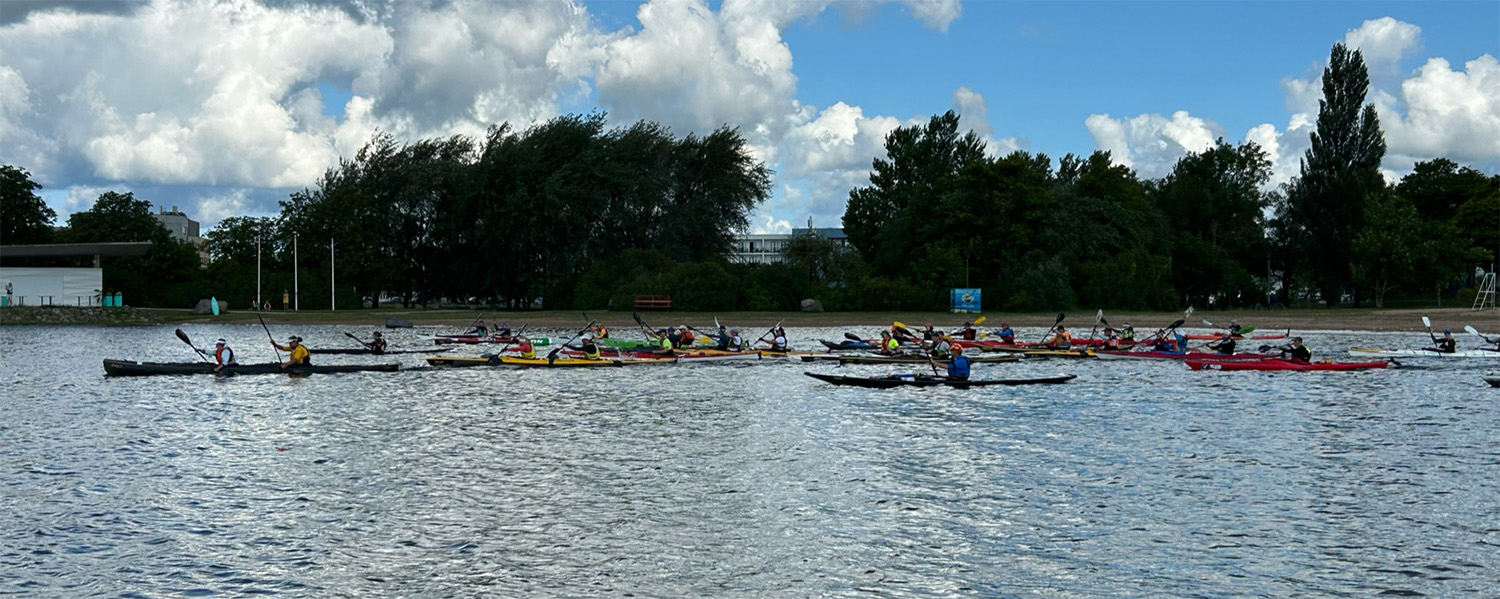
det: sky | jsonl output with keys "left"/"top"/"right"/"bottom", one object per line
{"left": 1, "top": 0, "right": 1497, "bottom": 235}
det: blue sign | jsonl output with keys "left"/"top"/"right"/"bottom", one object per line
{"left": 951, "top": 288, "right": 981, "bottom": 313}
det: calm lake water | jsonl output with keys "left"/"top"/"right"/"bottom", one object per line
{"left": 2, "top": 323, "right": 1498, "bottom": 598}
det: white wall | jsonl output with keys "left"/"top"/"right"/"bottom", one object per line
{"left": 0, "top": 267, "right": 105, "bottom": 306}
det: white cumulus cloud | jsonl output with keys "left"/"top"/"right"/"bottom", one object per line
{"left": 1084, "top": 111, "right": 1222, "bottom": 178}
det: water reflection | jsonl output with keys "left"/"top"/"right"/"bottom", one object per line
{"left": 0, "top": 324, "right": 1496, "bottom": 597}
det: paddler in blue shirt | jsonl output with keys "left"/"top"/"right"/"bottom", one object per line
{"left": 944, "top": 343, "right": 971, "bottom": 380}
{"left": 995, "top": 322, "right": 1015, "bottom": 344}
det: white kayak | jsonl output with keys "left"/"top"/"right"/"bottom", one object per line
{"left": 1348, "top": 347, "right": 1500, "bottom": 358}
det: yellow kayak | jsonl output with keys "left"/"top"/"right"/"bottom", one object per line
{"left": 498, "top": 356, "right": 678, "bottom": 367}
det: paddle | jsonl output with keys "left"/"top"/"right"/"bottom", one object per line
{"left": 343, "top": 331, "right": 374, "bottom": 350}
{"left": 547, "top": 321, "right": 596, "bottom": 364}
{"left": 755, "top": 319, "right": 785, "bottom": 348}
{"left": 631, "top": 311, "right": 659, "bottom": 340}
{"left": 1422, "top": 315, "right": 1438, "bottom": 344}
{"left": 891, "top": 321, "right": 918, "bottom": 343}
{"left": 1084, "top": 309, "right": 1104, "bottom": 346}
{"left": 174, "top": 328, "right": 212, "bottom": 363}
{"left": 1464, "top": 325, "right": 1500, "bottom": 351}
{"left": 843, "top": 332, "right": 865, "bottom": 342}
{"left": 1039, "top": 312, "right": 1065, "bottom": 343}
{"left": 495, "top": 324, "right": 531, "bottom": 357}
{"left": 257, "top": 312, "right": 282, "bottom": 362}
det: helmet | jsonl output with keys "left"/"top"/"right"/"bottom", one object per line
{"left": 950, "top": 342, "right": 964, "bottom": 351}
{"left": 1000, "top": 322, "right": 1009, "bottom": 327}
{"left": 372, "top": 331, "right": 382, "bottom": 337}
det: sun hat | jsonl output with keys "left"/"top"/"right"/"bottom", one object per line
{"left": 215, "top": 338, "right": 226, "bottom": 345}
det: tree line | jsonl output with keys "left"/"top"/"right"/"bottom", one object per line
{"left": 2, "top": 44, "right": 1495, "bottom": 312}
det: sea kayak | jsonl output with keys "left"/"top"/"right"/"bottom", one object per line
{"left": 1185, "top": 359, "right": 1390, "bottom": 371}
{"left": 835, "top": 354, "right": 1020, "bottom": 365}
{"left": 1348, "top": 347, "right": 1500, "bottom": 358}
{"left": 559, "top": 349, "right": 764, "bottom": 363}
{"left": 804, "top": 371, "right": 1077, "bottom": 388}
{"left": 104, "top": 359, "right": 399, "bottom": 376}
{"left": 498, "top": 356, "right": 677, "bottom": 367}
{"left": 1484, "top": 376, "right": 1500, "bottom": 388}
{"left": 1095, "top": 350, "right": 1277, "bottom": 361}
{"left": 310, "top": 347, "right": 443, "bottom": 355}
{"left": 428, "top": 335, "right": 551, "bottom": 346}
{"left": 1182, "top": 329, "right": 1289, "bottom": 341}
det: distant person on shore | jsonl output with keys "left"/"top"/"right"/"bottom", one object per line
{"left": 274, "top": 336, "right": 310, "bottom": 367}
{"left": 282, "top": 290, "right": 289, "bottom": 310}
{"left": 212, "top": 338, "right": 236, "bottom": 373}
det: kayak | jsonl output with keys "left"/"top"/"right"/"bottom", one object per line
{"left": 1185, "top": 359, "right": 1390, "bottom": 371}
{"left": 1017, "top": 349, "right": 1095, "bottom": 359}
{"left": 310, "top": 347, "right": 443, "bottom": 355}
{"left": 498, "top": 356, "right": 678, "bottom": 367}
{"left": 805, "top": 371, "right": 1077, "bottom": 388}
{"left": 836, "top": 354, "right": 1020, "bottom": 365}
{"left": 104, "top": 359, "right": 399, "bottom": 376}
{"left": 1485, "top": 376, "right": 1500, "bottom": 388}
{"left": 1095, "top": 350, "right": 1277, "bottom": 361}
{"left": 559, "top": 349, "right": 763, "bottom": 363}
{"left": 1348, "top": 347, "right": 1500, "bottom": 358}
{"left": 1182, "top": 330, "right": 1289, "bottom": 341}
{"left": 822, "top": 340, "right": 874, "bottom": 350}
{"left": 426, "top": 355, "right": 502, "bottom": 367}
{"left": 429, "top": 335, "right": 551, "bottom": 346}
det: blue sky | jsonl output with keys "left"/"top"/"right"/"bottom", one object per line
{"left": 2, "top": 0, "right": 1497, "bottom": 235}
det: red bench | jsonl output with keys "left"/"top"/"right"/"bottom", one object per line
{"left": 633, "top": 294, "right": 672, "bottom": 310}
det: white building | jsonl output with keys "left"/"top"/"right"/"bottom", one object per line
{"left": 153, "top": 206, "right": 201, "bottom": 243}
{"left": 730, "top": 227, "right": 848, "bottom": 265}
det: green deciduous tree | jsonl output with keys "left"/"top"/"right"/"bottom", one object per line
{"left": 1, "top": 165, "right": 55, "bottom": 245}
{"left": 60, "top": 191, "right": 203, "bottom": 306}
{"left": 1276, "top": 43, "right": 1387, "bottom": 306}
{"left": 1149, "top": 139, "right": 1272, "bottom": 304}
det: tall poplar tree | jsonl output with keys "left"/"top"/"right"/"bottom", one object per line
{"left": 1276, "top": 43, "right": 1387, "bottom": 306}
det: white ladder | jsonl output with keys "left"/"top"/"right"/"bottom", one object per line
{"left": 1473, "top": 272, "right": 1496, "bottom": 310}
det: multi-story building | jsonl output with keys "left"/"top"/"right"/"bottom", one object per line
{"left": 730, "top": 226, "right": 848, "bottom": 265}
{"left": 153, "top": 206, "right": 200, "bottom": 243}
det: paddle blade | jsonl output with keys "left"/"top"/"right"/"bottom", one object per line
{"left": 1054, "top": 312, "right": 1066, "bottom": 324}
{"left": 844, "top": 332, "right": 862, "bottom": 341}
{"left": 175, "top": 328, "right": 192, "bottom": 345}
{"left": 1095, "top": 309, "right": 1103, "bottom": 323}
{"left": 1201, "top": 319, "right": 1214, "bottom": 327}
{"left": 1465, "top": 325, "right": 1482, "bottom": 336}
{"left": 972, "top": 316, "right": 986, "bottom": 325}
{"left": 893, "top": 321, "right": 906, "bottom": 329}
{"left": 1167, "top": 319, "right": 1185, "bottom": 329}
{"left": 1421, "top": 315, "right": 1432, "bottom": 328}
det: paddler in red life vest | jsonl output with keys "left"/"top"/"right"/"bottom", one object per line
{"left": 1103, "top": 328, "right": 1122, "bottom": 350}
{"left": 514, "top": 335, "right": 536, "bottom": 359}
{"left": 212, "top": 338, "right": 236, "bottom": 373}
{"left": 878, "top": 331, "right": 899, "bottom": 355}
{"left": 958, "top": 322, "right": 977, "bottom": 341}
{"left": 1047, "top": 325, "right": 1072, "bottom": 349}
{"left": 676, "top": 326, "right": 695, "bottom": 348}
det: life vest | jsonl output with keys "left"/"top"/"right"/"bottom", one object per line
{"left": 214, "top": 346, "right": 234, "bottom": 364}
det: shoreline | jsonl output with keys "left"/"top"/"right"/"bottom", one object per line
{"left": 6, "top": 306, "right": 1499, "bottom": 333}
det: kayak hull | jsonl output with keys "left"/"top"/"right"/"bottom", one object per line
{"left": 835, "top": 354, "right": 1020, "bottom": 365}
{"left": 805, "top": 371, "right": 1076, "bottom": 388}
{"left": 1095, "top": 350, "right": 1277, "bottom": 361}
{"left": 310, "top": 348, "right": 443, "bottom": 355}
{"left": 103, "top": 359, "right": 399, "bottom": 376}
{"left": 1348, "top": 347, "right": 1500, "bottom": 358}
{"left": 1185, "top": 359, "right": 1389, "bottom": 371}
{"left": 1182, "top": 330, "right": 1289, "bottom": 341}
{"left": 498, "top": 356, "right": 677, "bottom": 367}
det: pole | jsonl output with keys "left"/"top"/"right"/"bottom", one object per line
{"left": 330, "top": 237, "right": 336, "bottom": 311}
{"left": 256, "top": 237, "right": 261, "bottom": 310}
{"left": 293, "top": 234, "right": 299, "bottom": 311}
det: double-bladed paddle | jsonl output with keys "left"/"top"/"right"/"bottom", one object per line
{"left": 257, "top": 312, "right": 282, "bottom": 362}
{"left": 174, "top": 328, "right": 212, "bottom": 363}
{"left": 1083, "top": 309, "right": 1104, "bottom": 346}
{"left": 548, "top": 320, "right": 596, "bottom": 364}
{"left": 343, "top": 331, "right": 374, "bottom": 350}
{"left": 1039, "top": 312, "right": 1065, "bottom": 343}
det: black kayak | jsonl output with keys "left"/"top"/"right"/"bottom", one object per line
{"left": 308, "top": 348, "right": 442, "bottom": 355}
{"left": 103, "top": 359, "right": 400, "bottom": 377}
{"left": 822, "top": 339, "right": 875, "bottom": 350}
{"left": 804, "top": 371, "right": 1076, "bottom": 389}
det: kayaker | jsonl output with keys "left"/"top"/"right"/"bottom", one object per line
{"left": 1207, "top": 333, "right": 1237, "bottom": 355}
{"left": 1103, "top": 328, "right": 1122, "bottom": 350}
{"left": 495, "top": 325, "right": 513, "bottom": 339}
{"left": 367, "top": 331, "right": 387, "bottom": 354}
{"left": 878, "top": 331, "right": 900, "bottom": 355}
{"left": 590, "top": 323, "right": 610, "bottom": 339}
{"left": 944, "top": 343, "right": 971, "bottom": 380}
{"left": 929, "top": 334, "right": 953, "bottom": 359}
{"left": 1227, "top": 320, "right": 1244, "bottom": 336}
{"left": 1119, "top": 323, "right": 1135, "bottom": 343}
{"left": 1278, "top": 337, "right": 1311, "bottom": 363}
{"left": 727, "top": 328, "right": 747, "bottom": 351}
{"left": 652, "top": 330, "right": 675, "bottom": 356}
{"left": 995, "top": 322, "right": 1015, "bottom": 344}
{"left": 1047, "top": 325, "right": 1072, "bottom": 349}
{"left": 580, "top": 336, "right": 602, "bottom": 360}
{"left": 273, "top": 336, "right": 311, "bottom": 367}
{"left": 922, "top": 323, "right": 938, "bottom": 342}
{"left": 770, "top": 326, "right": 789, "bottom": 352}
{"left": 467, "top": 320, "right": 488, "bottom": 337}
{"left": 514, "top": 336, "right": 536, "bottom": 359}
{"left": 676, "top": 327, "right": 696, "bottom": 349}
{"left": 1434, "top": 329, "right": 1457, "bottom": 353}
{"left": 212, "top": 338, "right": 236, "bottom": 373}
{"left": 958, "top": 322, "right": 977, "bottom": 341}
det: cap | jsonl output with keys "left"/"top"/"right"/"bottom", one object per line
{"left": 729, "top": 328, "right": 739, "bottom": 334}
{"left": 1444, "top": 328, "right": 1452, "bottom": 333}
{"left": 215, "top": 338, "right": 226, "bottom": 345}
{"left": 950, "top": 342, "right": 964, "bottom": 351}
{"left": 1000, "top": 322, "right": 1009, "bottom": 327}
{"left": 288, "top": 336, "right": 302, "bottom": 342}
{"left": 1123, "top": 322, "right": 1131, "bottom": 326}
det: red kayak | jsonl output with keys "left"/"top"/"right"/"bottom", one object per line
{"left": 1096, "top": 350, "right": 1276, "bottom": 361}
{"left": 1182, "top": 329, "right": 1291, "bottom": 341}
{"left": 1185, "top": 358, "right": 1389, "bottom": 371}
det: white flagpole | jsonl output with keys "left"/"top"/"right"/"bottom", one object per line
{"left": 330, "top": 237, "right": 336, "bottom": 311}
{"left": 256, "top": 236, "right": 261, "bottom": 310}
{"left": 293, "top": 234, "right": 299, "bottom": 311}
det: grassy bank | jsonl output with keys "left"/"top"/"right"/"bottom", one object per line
{"left": 130, "top": 306, "right": 1500, "bottom": 333}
